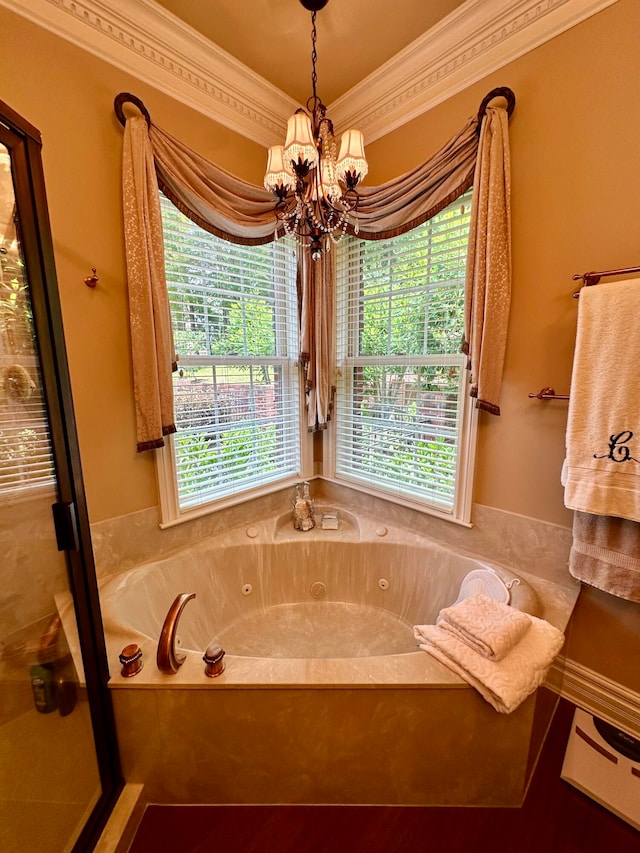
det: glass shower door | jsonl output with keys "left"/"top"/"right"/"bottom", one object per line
{"left": 0, "top": 104, "right": 121, "bottom": 852}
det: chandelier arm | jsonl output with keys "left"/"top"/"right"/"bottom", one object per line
{"left": 340, "top": 188, "right": 358, "bottom": 213}
{"left": 274, "top": 196, "right": 300, "bottom": 222}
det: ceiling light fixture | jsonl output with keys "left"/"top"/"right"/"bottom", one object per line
{"left": 263, "top": 0, "right": 368, "bottom": 260}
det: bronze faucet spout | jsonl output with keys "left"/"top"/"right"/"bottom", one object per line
{"left": 156, "top": 592, "right": 196, "bottom": 674}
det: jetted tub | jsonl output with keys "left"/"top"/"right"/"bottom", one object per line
{"left": 100, "top": 507, "right": 540, "bottom": 687}
{"left": 100, "top": 507, "right": 563, "bottom": 806}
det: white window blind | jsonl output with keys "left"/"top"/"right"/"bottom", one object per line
{"left": 161, "top": 195, "right": 300, "bottom": 512}
{"left": 0, "top": 359, "right": 54, "bottom": 495}
{"left": 334, "top": 192, "right": 473, "bottom": 516}
{"left": 0, "top": 213, "right": 55, "bottom": 496}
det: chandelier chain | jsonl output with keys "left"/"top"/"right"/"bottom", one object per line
{"left": 310, "top": 11, "right": 318, "bottom": 105}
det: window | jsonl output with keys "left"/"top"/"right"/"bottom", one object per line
{"left": 0, "top": 146, "right": 54, "bottom": 497}
{"left": 333, "top": 192, "right": 476, "bottom": 521}
{"left": 159, "top": 195, "right": 301, "bottom": 520}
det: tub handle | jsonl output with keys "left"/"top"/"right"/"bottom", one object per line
{"left": 157, "top": 592, "right": 196, "bottom": 674}
{"left": 203, "top": 643, "right": 226, "bottom": 678}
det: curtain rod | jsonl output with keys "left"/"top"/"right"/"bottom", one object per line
{"left": 571, "top": 265, "right": 640, "bottom": 297}
{"left": 114, "top": 92, "right": 151, "bottom": 128}
{"left": 477, "top": 87, "right": 515, "bottom": 127}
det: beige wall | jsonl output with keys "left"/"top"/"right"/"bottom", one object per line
{"left": 3, "top": 3, "right": 639, "bottom": 688}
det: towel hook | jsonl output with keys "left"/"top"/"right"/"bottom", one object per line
{"left": 84, "top": 267, "right": 99, "bottom": 288}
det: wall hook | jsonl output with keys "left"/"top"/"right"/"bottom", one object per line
{"left": 84, "top": 267, "right": 99, "bottom": 288}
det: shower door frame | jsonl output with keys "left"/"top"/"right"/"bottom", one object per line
{"left": 0, "top": 99, "right": 123, "bottom": 849}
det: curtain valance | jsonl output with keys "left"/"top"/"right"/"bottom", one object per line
{"left": 116, "top": 88, "right": 514, "bottom": 450}
{"left": 151, "top": 124, "right": 279, "bottom": 245}
{"left": 346, "top": 117, "right": 478, "bottom": 240}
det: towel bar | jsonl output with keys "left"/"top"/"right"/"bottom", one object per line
{"left": 528, "top": 387, "right": 569, "bottom": 401}
{"left": 571, "top": 265, "right": 640, "bottom": 297}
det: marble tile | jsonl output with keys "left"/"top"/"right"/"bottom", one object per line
{"left": 1, "top": 490, "right": 69, "bottom": 638}
{"left": 0, "top": 697, "right": 101, "bottom": 852}
{"left": 91, "top": 480, "right": 574, "bottom": 594}
{"left": 112, "top": 684, "right": 537, "bottom": 806}
{"left": 0, "top": 800, "right": 96, "bottom": 853}
{"left": 111, "top": 689, "right": 164, "bottom": 792}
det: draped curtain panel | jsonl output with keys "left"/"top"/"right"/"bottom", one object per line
{"left": 122, "top": 114, "right": 177, "bottom": 452}
{"left": 463, "top": 106, "right": 512, "bottom": 416}
{"left": 118, "top": 94, "right": 513, "bottom": 447}
{"left": 150, "top": 124, "right": 278, "bottom": 244}
{"left": 299, "top": 249, "right": 335, "bottom": 431}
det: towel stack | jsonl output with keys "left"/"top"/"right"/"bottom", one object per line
{"left": 563, "top": 278, "right": 640, "bottom": 602}
{"left": 414, "top": 594, "right": 564, "bottom": 714}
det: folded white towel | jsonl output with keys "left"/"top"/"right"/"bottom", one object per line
{"left": 563, "top": 279, "right": 640, "bottom": 523}
{"left": 413, "top": 615, "right": 564, "bottom": 714}
{"left": 436, "top": 593, "right": 531, "bottom": 661}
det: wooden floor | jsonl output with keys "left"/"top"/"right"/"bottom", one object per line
{"left": 129, "top": 700, "right": 640, "bottom": 852}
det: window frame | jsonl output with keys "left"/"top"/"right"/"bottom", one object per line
{"left": 156, "top": 201, "right": 311, "bottom": 528}
{"left": 155, "top": 192, "right": 478, "bottom": 528}
{"left": 328, "top": 195, "right": 477, "bottom": 525}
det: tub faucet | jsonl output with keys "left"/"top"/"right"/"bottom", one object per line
{"left": 157, "top": 592, "right": 195, "bottom": 674}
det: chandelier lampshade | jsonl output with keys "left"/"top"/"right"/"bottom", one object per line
{"left": 283, "top": 110, "right": 318, "bottom": 170}
{"left": 320, "top": 157, "right": 341, "bottom": 201}
{"left": 263, "top": 0, "right": 367, "bottom": 259}
{"left": 264, "top": 145, "right": 294, "bottom": 196}
{"left": 336, "top": 129, "right": 368, "bottom": 187}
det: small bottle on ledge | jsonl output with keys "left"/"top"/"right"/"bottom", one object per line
{"left": 293, "top": 481, "right": 315, "bottom": 531}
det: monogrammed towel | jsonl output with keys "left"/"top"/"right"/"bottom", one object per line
{"left": 563, "top": 278, "right": 640, "bottom": 523}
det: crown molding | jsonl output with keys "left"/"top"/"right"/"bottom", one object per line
{"left": 328, "top": 0, "right": 620, "bottom": 142}
{"left": 0, "top": 0, "right": 298, "bottom": 146}
{"left": 2, "top": 0, "right": 619, "bottom": 146}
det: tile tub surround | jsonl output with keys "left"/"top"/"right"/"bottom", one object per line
{"left": 91, "top": 480, "right": 576, "bottom": 591}
{"left": 112, "top": 682, "right": 553, "bottom": 806}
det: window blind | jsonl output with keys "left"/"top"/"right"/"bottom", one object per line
{"left": 0, "top": 235, "right": 55, "bottom": 496}
{"left": 335, "top": 192, "right": 472, "bottom": 513}
{"left": 160, "top": 195, "right": 300, "bottom": 510}
{"left": 0, "top": 368, "right": 54, "bottom": 495}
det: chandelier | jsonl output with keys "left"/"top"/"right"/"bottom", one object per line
{"left": 263, "top": 0, "right": 368, "bottom": 260}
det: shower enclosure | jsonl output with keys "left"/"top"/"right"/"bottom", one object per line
{"left": 0, "top": 101, "right": 122, "bottom": 851}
